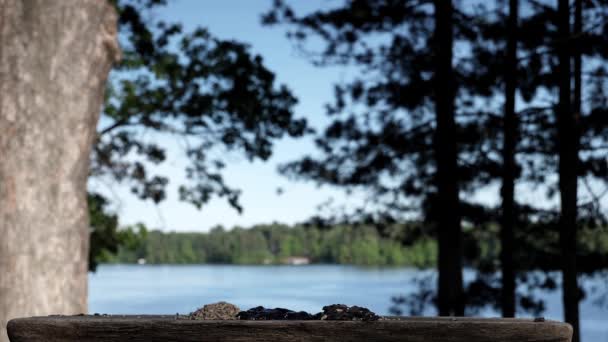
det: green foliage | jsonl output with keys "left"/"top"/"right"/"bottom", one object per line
{"left": 104, "top": 223, "right": 438, "bottom": 267}
{"left": 89, "top": 0, "right": 310, "bottom": 273}
{"left": 88, "top": 193, "right": 147, "bottom": 271}
{"left": 98, "top": 220, "right": 608, "bottom": 270}
{"left": 88, "top": 193, "right": 119, "bottom": 272}
{"left": 91, "top": 0, "right": 307, "bottom": 213}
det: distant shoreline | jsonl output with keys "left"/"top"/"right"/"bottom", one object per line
{"left": 100, "top": 224, "right": 437, "bottom": 268}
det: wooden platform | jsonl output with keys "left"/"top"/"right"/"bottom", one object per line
{"left": 7, "top": 315, "right": 573, "bottom": 342}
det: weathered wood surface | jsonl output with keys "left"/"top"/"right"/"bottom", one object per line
{"left": 7, "top": 316, "right": 572, "bottom": 342}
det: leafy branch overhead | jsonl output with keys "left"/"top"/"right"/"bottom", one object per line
{"left": 94, "top": 0, "right": 308, "bottom": 212}
{"left": 264, "top": 0, "right": 503, "bottom": 223}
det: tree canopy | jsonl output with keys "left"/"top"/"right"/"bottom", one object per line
{"left": 95, "top": 0, "right": 307, "bottom": 210}
{"left": 88, "top": 0, "right": 311, "bottom": 269}
{"left": 264, "top": 0, "right": 608, "bottom": 331}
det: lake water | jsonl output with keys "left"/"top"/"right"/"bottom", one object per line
{"left": 89, "top": 265, "right": 607, "bottom": 341}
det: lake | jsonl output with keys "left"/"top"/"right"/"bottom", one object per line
{"left": 89, "top": 265, "right": 607, "bottom": 341}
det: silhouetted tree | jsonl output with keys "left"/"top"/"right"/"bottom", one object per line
{"left": 264, "top": 0, "right": 490, "bottom": 315}
{"left": 95, "top": 0, "right": 307, "bottom": 210}
{"left": 266, "top": 0, "right": 608, "bottom": 324}
{"left": 452, "top": 1, "right": 608, "bottom": 326}
{"left": 500, "top": 0, "right": 519, "bottom": 318}
{"left": 89, "top": 0, "right": 308, "bottom": 266}
{"left": 432, "top": 0, "right": 464, "bottom": 316}
{"left": 516, "top": 1, "right": 608, "bottom": 339}
{"left": 557, "top": 0, "right": 580, "bottom": 339}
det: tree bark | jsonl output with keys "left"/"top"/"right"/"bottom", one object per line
{"left": 573, "top": 0, "right": 582, "bottom": 116}
{"left": 0, "top": 1, "right": 119, "bottom": 341}
{"left": 557, "top": 0, "right": 580, "bottom": 341}
{"left": 432, "top": 0, "right": 464, "bottom": 316}
{"left": 500, "top": 0, "right": 519, "bottom": 319}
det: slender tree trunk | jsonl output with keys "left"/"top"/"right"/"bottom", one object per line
{"left": 573, "top": 0, "right": 582, "bottom": 116}
{"left": 500, "top": 0, "right": 519, "bottom": 319}
{"left": 557, "top": 0, "right": 580, "bottom": 341}
{"left": 0, "top": 1, "right": 119, "bottom": 341}
{"left": 433, "top": 0, "right": 464, "bottom": 316}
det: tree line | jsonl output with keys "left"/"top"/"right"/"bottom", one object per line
{"left": 97, "top": 223, "right": 437, "bottom": 267}
{"left": 95, "top": 219, "right": 608, "bottom": 272}
{"left": 97, "top": 222, "right": 608, "bottom": 271}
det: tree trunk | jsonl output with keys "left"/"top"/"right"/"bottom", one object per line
{"left": 557, "top": 0, "right": 580, "bottom": 341}
{"left": 500, "top": 0, "right": 519, "bottom": 319}
{"left": 573, "top": 0, "right": 582, "bottom": 117}
{"left": 432, "top": 0, "right": 464, "bottom": 316}
{"left": 0, "top": 1, "right": 119, "bottom": 341}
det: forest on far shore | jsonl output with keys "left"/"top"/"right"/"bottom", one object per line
{"left": 99, "top": 224, "right": 436, "bottom": 267}
{"left": 98, "top": 222, "right": 608, "bottom": 268}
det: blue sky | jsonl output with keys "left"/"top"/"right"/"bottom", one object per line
{"left": 91, "top": 0, "right": 366, "bottom": 231}
{"left": 90, "top": 0, "right": 602, "bottom": 232}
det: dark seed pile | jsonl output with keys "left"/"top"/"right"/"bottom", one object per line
{"left": 236, "top": 304, "right": 379, "bottom": 321}
{"left": 236, "top": 307, "right": 312, "bottom": 320}
{"left": 319, "top": 304, "right": 380, "bottom": 321}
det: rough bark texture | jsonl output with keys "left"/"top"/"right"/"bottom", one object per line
{"left": 0, "top": 1, "right": 119, "bottom": 341}
{"left": 500, "top": 0, "right": 519, "bottom": 319}
{"left": 433, "top": 0, "right": 464, "bottom": 316}
{"left": 7, "top": 316, "right": 573, "bottom": 342}
{"left": 556, "top": 0, "right": 580, "bottom": 341}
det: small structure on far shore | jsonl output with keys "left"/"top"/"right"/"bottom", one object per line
{"left": 283, "top": 256, "right": 310, "bottom": 265}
